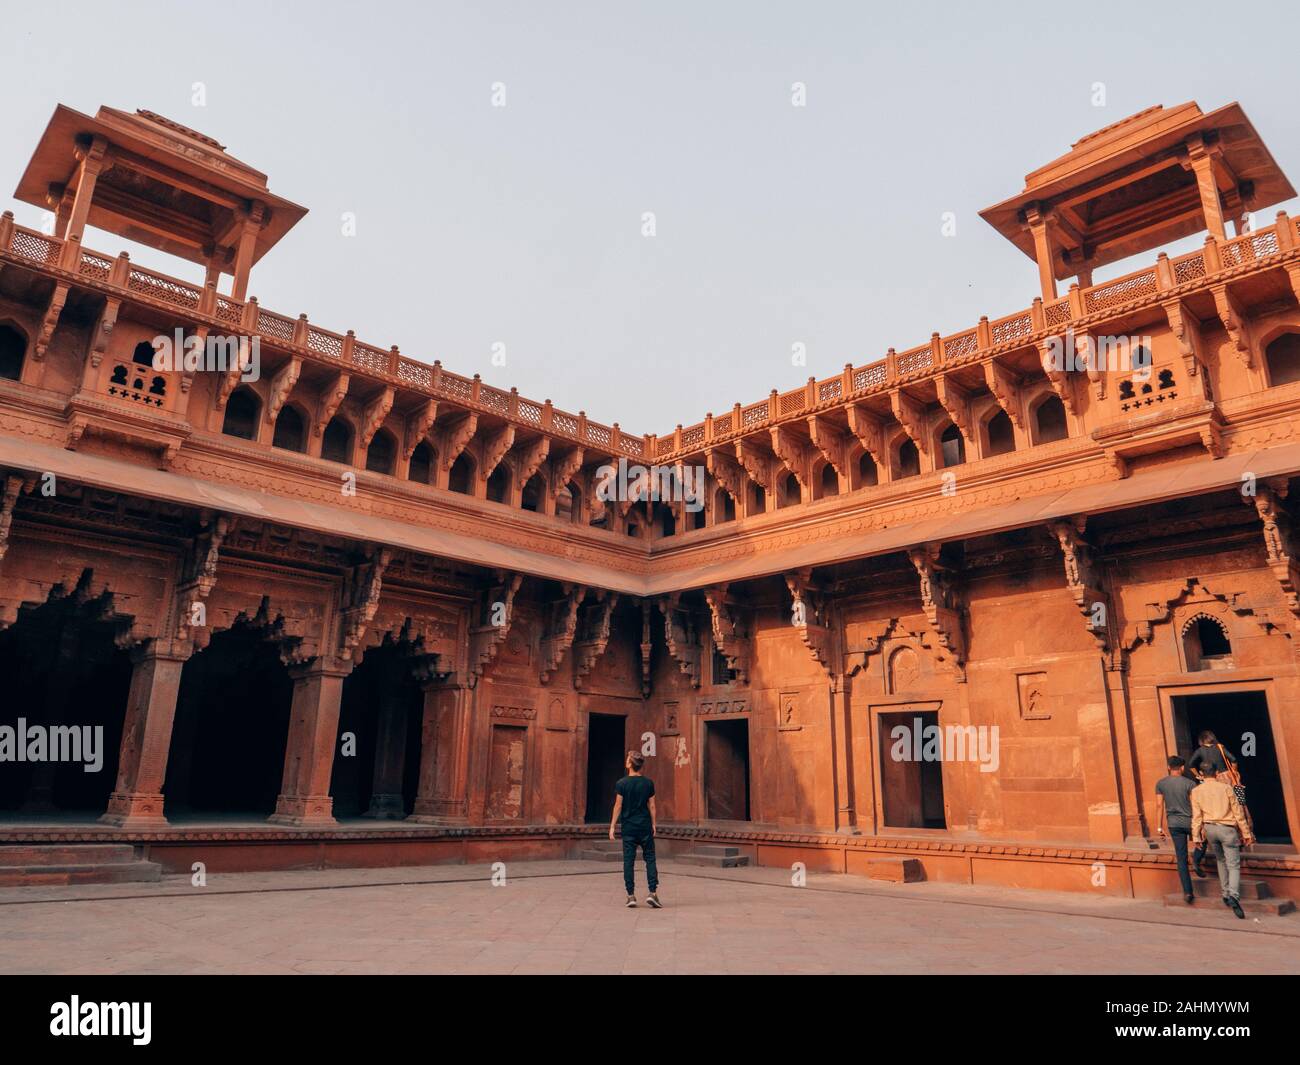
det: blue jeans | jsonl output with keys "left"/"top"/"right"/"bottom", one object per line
{"left": 621, "top": 825, "right": 658, "bottom": 896}
{"left": 1169, "top": 826, "right": 1194, "bottom": 896}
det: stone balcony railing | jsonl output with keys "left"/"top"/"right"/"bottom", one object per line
{"left": 0, "top": 213, "right": 647, "bottom": 460}
{"left": 651, "top": 215, "right": 1300, "bottom": 459}
{"left": 4, "top": 209, "right": 1298, "bottom": 477}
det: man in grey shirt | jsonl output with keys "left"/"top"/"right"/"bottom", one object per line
{"left": 1155, "top": 755, "right": 1199, "bottom": 904}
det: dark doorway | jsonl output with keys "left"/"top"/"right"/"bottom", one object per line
{"left": 1173, "top": 691, "right": 1291, "bottom": 844}
{"left": 165, "top": 624, "right": 292, "bottom": 818}
{"left": 704, "top": 718, "right": 751, "bottom": 821}
{"left": 585, "top": 713, "right": 626, "bottom": 823}
{"left": 330, "top": 642, "right": 423, "bottom": 818}
{"left": 0, "top": 581, "right": 130, "bottom": 815}
{"left": 878, "top": 710, "right": 947, "bottom": 829}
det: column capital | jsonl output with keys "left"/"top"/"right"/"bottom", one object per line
{"left": 131, "top": 638, "right": 195, "bottom": 666}
{"left": 288, "top": 655, "right": 354, "bottom": 681}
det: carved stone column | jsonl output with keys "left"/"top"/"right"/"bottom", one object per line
{"left": 829, "top": 671, "right": 858, "bottom": 834}
{"left": 101, "top": 642, "right": 192, "bottom": 827}
{"left": 408, "top": 679, "right": 471, "bottom": 823}
{"left": 269, "top": 658, "right": 352, "bottom": 826}
{"left": 363, "top": 671, "right": 410, "bottom": 820}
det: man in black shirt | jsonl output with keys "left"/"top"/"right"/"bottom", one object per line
{"left": 610, "top": 751, "right": 661, "bottom": 908}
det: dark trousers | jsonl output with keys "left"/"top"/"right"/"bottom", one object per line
{"left": 621, "top": 825, "right": 658, "bottom": 896}
{"left": 1169, "top": 826, "right": 1194, "bottom": 896}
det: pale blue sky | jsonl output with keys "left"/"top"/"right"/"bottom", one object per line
{"left": 3, "top": 0, "right": 1298, "bottom": 436}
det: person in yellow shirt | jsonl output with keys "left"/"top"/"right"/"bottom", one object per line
{"left": 1190, "top": 762, "right": 1256, "bottom": 919}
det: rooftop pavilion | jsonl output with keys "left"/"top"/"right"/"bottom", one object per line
{"left": 979, "top": 101, "right": 1295, "bottom": 300}
{"left": 14, "top": 104, "right": 307, "bottom": 302}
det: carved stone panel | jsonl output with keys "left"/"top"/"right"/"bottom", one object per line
{"left": 1017, "top": 671, "right": 1051, "bottom": 720}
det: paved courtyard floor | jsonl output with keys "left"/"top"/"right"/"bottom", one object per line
{"left": 0, "top": 860, "right": 1296, "bottom": 975}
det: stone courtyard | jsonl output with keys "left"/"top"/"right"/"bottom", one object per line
{"left": 1, "top": 860, "right": 1295, "bottom": 976}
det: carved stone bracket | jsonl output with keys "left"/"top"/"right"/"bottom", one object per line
{"left": 890, "top": 388, "right": 929, "bottom": 456}
{"left": 1037, "top": 338, "right": 1079, "bottom": 415}
{"left": 640, "top": 600, "right": 653, "bottom": 697}
{"left": 783, "top": 568, "right": 833, "bottom": 676}
{"left": 657, "top": 593, "right": 701, "bottom": 688}
{"left": 357, "top": 386, "right": 395, "bottom": 451}
{"left": 703, "top": 583, "right": 751, "bottom": 684}
{"left": 1248, "top": 479, "right": 1300, "bottom": 625}
{"left": 1211, "top": 284, "right": 1255, "bottom": 370}
{"left": 33, "top": 282, "right": 69, "bottom": 361}
{"left": 935, "top": 374, "right": 972, "bottom": 442}
{"left": 315, "top": 372, "right": 350, "bottom": 435}
{"left": 402, "top": 399, "right": 438, "bottom": 462}
{"left": 171, "top": 512, "right": 230, "bottom": 652}
{"left": 265, "top": 356, "right": 302, "bottom": 426}
{"left": 480, "top": 424, "right": 516, "bottom": 481}
{"left": 514, "top": 434, "right": 551, "bottom": 491}
{"left": 548, "top": 446, "right": 585, "bottom": 508}
{"left": 1046, "top": 515, "right": 1111, "bottom": 651}
{"left": 437, "top": 413, "right": 478, "bottom": 472}
{"left": 0, "top": 473, "right": 36, "bottom": 567}
{"left": 706, "top": 447, "right": 746, "bottom": 505}
{"left": 87, "top": 297, "right": 121, "bottom": 373}
{"left": 468, "top": 571, "right": 522, "bottom": 687}
{"left": 983, "top": 358, "right": 1023, "bottom": 429}
{"left": 907, "top": 544, "right": 967, "bottom": 681}
{"left": 846, "top": 403, "right": 887, "bottom": 468}
{"left": 539, "top": 582, "right": 586, "bottom": 683}
{"left": 337, "top": 545, "right": 393, "bottom": 663}
{"left": 807, "top": 415, "right": 851, "bottom": 483}
{"left": 1163, "top": 298, "right": 1209, "bottom": 380}
{"left": 574, "top": 590, "right": 618, "bottom": 689}
{"left": 769, "top": 425, "right": 814, "bottom": 495}
{"left": 216, "top": 337, "right": 253, "bottom": 411}
{"left": 735, "top": 437, "right": 778, "bottom": 493}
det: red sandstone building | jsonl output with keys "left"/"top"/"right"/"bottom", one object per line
{"left": 1, "top": 100, "right": 1298, "bottom": 902}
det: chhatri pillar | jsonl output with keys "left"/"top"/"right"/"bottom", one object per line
{"left": 57, "top": 134, "right": 107, "bottom": 267}
{"left": 1024, "top": 205, "right": 1058, "bottom": 302}
{"left": 228, "top": 202, "right": 266, "bottom": 302}
{"left": 1183, "top": 133, "right": 1228, "bottom": 240}
{"left": 269, "top": 657, "right": 352, "bottom": 826}
{"left": 101, "top": 641, "right": 192, "bottom": 827}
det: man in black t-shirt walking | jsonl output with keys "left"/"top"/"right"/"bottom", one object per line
{"left": 609, "top": 751, "right": 661, "bottom": 908}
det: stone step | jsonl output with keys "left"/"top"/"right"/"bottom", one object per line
{"left": 862, "top": 857, "right": 925, "bottom": 884}
{"left": 1187, "top": 875, "right": 1273, "bottom": 900}
{"left": 578, "top": 849, "right": 623, "bottom": 862}
{"left": 1162, "top": 892, "right": 1295, "bottom": 917}
{"left": 0, "top": 844, "right": 140, "bottom": 868}
{"left": 694, "top": 845, "right": 743, "bottom": 857}
{"left": 677, "top": 850, "right": 750, "bottom": 868}
{"left": 0, "top": 861, "right": 162, "bottom": 888}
